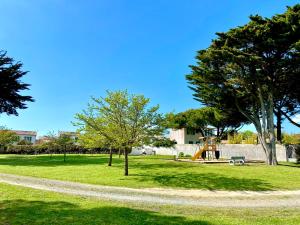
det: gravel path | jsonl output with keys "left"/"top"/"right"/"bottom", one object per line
{"left": 1, "top": 173, "right": 300, "bottom": 208}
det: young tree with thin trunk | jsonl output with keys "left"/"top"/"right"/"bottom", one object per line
{"left": 77, "top": 127, "right": 117, "bottom": 166}
{"left": 75, "top": 90, "right": 164, "bottom": 176}
{"left": 0, "top": 127, "right": 18, "bottom": 151}
{"left": 56, "top": 134, "right": 75, "bottom": 162}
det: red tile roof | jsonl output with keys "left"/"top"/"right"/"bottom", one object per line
{"left": 13, "top": 130, "right": 37, "bottom": 136}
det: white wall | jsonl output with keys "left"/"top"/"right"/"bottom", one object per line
{"left": 131, "top": 144, "right": 288, "bottom": 162}
{"left": 17, "top": 135, "right": 36, "bottom": 144}
{"left": 169, "top": 128, "right": 203, "bottom": 144}
{"left": 169, "top": 129, "right": 185, "bottom": 144}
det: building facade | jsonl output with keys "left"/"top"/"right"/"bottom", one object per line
{"left": 13, "top": 130, "right": 37, "bottom": 144}
{"left": 169, "top": 128, "right": 203, "bottom": 144}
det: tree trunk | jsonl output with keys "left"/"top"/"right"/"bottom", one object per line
{"left": 267, "top": 93, "right": 278, "bottom": 165}
{"left": 276, "top": 110, "right": 282, "bottom": 143}
{"left": 118, "top": 148, "right": 121, "bottom": 158}
{"left": 124, "top": 147, "right": 129, "bottom": 176}
{"left": 64, "top": 145, "right": 66, "bottom": 162}
{"left": 236, "top": 87, "right": 277, "bottom": 165}
{"left": 108, "top": 147, "right": 112, "bottom": 166}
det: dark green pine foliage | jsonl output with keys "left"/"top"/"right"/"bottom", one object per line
{"left": 0, "top": 51, "right": 34, "bottom": 115}
{"left": 186, "top": 4, "right": 300, "bottom": 164}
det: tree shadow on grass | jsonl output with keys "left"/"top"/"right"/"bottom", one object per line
{"left": 0, "top": 154, "right": 124, "bottom": 167}
{"left": 135, "top": 172, "right": 274, "bottom": 191}
{"left": 278, "top": 162, "right": 300, "bottom": 168}
{"left": 1, "top": 200, "right": 211, "bottom": 225}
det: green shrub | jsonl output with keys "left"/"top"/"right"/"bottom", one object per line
{"left": 4, "top": 144, "right": 105, "bottom": 155}
{"left": 228, "top": 131, "right": 257, "bottom": 144}
{"left": 178, "top": 152, "right": 185, "bottom": 158}
{"left": 282, "top": 133, "right": 300, "bottom": 145}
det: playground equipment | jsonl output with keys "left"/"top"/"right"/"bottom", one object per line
{"left": 192, "top": 137, "right": 219, "bottom": 161}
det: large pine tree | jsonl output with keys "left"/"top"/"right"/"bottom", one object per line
{"left": 187, "top": 5, "right": 300, "bottom": 165}
{"left": 0, "top": 51, "right": 33, "bottom": 115}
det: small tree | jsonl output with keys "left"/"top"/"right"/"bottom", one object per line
{"left": 0, "top": 127, "right": 18, "bottom": 151}
{"left": 56, "top": 134, "right": 75, "bottom": 162}
{"left": 75, "top": 90, "right": 164, "bottom": 176}
{"left": 78, "top": 127, "right": 117, "bottom": 166}
{"left": 40, "top": 131, "right": 58, "bottom": 159}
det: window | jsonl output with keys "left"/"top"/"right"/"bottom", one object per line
{"left": 24, "top": 136, "right": 32, "bottom": 142}
{"left": 188, "top": 141, "right": 194, "bottom": 144}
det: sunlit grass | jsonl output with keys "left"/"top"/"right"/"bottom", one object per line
{"left": 0, "top": 154, "right": 299, "bottom": 191}
{"left": 1, "top": 183, "right": 300, "bottom": 225}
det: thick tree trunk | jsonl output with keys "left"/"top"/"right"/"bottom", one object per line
{"left": 124, "top": 147, "right": 129, "bottom": 176}
{"left": 275, "top": 110, "right": 282, "bottom": 143}
{"left": 108, "top": 147, "right": 113, "bottom": 166}
{"left": 267, "top": 93, "right": 278, "bottom": 165}
{"left": 236, "top": 88, "right": 277, "bottom": 165}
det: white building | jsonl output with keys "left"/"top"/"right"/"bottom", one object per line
{"left": 169, "top": 128, "right": 202, "bottom": 144}
{"left": 169, "top": 128, "right": 215, "bottom": 144}
{"left": 13, "top": 130, "right": 37, "bottom": 144}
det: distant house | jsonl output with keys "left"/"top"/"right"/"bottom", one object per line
{"left": 13, "top": 130, "right": 37, "bottom": 144}
{"left": 169, "top": 127, "right": 214, "bottom": 145}
{"left": 59, "top": 131, "right": 78, "bottom": 141}
{"left": 36, "top": 136, "right": 52, "bottom": 144}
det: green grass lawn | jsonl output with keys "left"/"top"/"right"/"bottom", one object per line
{"left": 1, "top": 182, "right": 300, "bottom": 225}
{"left": 0, "top": 154, "right": 299, "bottom": 191}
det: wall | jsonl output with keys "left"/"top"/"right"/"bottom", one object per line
{"left": 17, "top": 135, "right": 36, "bottom": 144}
{"left": 169, "top": 129, "right": 185, "bottom": 144}
{"left": 131, "top": 144, "right": 288, "bottom": 162}
{"left": 169, "top": 128, "right": 203, "bottom": 144}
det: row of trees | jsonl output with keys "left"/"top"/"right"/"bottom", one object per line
{"left": 186, "top": 5, "right": 300, "bottom": 165}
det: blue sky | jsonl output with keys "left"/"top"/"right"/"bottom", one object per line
{"left": 0, "top": 0, "right": 299, "bottom": 136}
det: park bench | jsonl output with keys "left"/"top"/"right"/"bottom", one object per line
{"left": 229, "top": 156, "right": 245, "bottom": 165}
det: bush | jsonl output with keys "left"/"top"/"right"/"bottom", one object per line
{"left": 282, "top": 133, "right": 300, "bottom": 145}
{"left": 185, "top": 154, "right": 191, "bottom": 157}
{"left": 228, "top": 131, "right": 257, "bottom": 144}
{"left": 3, "top": 144, "right": 108, "bottom": 155}
{"left": 178, "top": 152, "right": 185, "bottom": 158}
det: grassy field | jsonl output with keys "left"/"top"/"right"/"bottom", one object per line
{"left": 0, "top": 154, "right": 299, "bottom": 191}
{"left": 1, "top": 182, "right": 300, "bottom": 225}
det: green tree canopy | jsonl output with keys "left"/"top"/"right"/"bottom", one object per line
{"left": 165, "top": 107, "right": 246, "bottom": 139}
{"left": 0, "top": 51, "right": 33, "bottom": 115}
{"left": 0, "top": 127, "right": 18, "bottom": 150}
{"left": 186, "top": 5, "right": 300, "bottom": 165}
{"left": 74, "top": 90, "right": 164, "bottom": 175}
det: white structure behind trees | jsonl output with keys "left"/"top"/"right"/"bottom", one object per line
{"left": 13, "top": 130, "right": 37, "bottom": 144}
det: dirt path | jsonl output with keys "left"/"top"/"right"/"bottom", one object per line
{"left": 1, "top": 173, "right": 300, "bottom": 208}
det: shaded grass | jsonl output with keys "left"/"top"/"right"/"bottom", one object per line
{"left": 0, "top": 154, "right": 299, "bottom": 191}
{"left": 1, "top": 183, "right": 300, "bottom": 225}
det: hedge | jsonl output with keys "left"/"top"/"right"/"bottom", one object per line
{"left": 0, "top": 145, "right": 119, "bottom": 155}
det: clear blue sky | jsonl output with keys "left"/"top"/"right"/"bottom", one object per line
{"left": 0, "top": 0, "right": 299, "bottom": 136}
